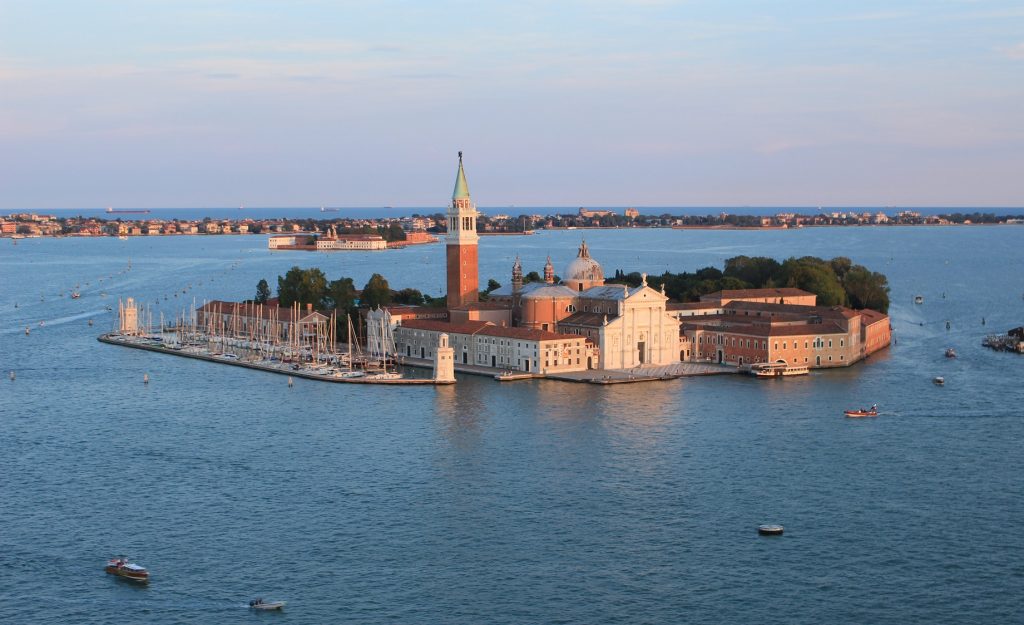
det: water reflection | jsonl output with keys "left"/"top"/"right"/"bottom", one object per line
{"left": 431, "top": 379, "right": 485, "bottom": 450}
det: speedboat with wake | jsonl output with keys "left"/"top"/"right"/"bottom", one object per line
{"left": 249, "top": 598, "right": 286, "bottom": 610}
{"left": 844, "top": 404, "right": 878, "bottom": 418}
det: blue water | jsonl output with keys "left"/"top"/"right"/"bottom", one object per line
{"left": 2, "top": 227, "right": 1023, "bottom": 623}
{"left": 13, "top": 205, "right": 1022, "bottom": 221}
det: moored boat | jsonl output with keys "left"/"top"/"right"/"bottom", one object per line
{"left": 105, "top": 558, "right": 149, "bottom": 583}
{"left": 914, "top": 295, "right": 924, "bottom": 304}
{"left": 945, "top": 348, "right": 956, "bottom": 358}
{"left": 844, "top": 404, "right": 878, "bottom": 418}
{"left": 750, "top": 362, "right": 809, "bottom": 378}
{"left": 933, "top": 376, "right": 945, "bottom": 386}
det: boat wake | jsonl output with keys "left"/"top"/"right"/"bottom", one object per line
{"left": 0, "top": 309, "right": 110, "bottom": 335}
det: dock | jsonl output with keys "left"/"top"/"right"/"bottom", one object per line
{"left": 97, "top": 333, "right": 454, "bottom": 385}
{"left": 397, "top": 355, "right": 737, "bottom": 384}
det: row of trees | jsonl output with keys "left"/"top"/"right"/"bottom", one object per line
{"left": 609, "top": 255, "right": 890, "bottom": 312}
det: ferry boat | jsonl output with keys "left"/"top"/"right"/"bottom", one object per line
{"left": 749, "top": 362, "right": 809, "bottom": 378}
{"left": 105, "top": 558, "right": 149, "bottom": 583}
{"left": 844, "top": 405, "right": 878, "bottom": 418}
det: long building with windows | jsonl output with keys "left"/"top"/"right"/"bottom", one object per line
{"left": 671, "top": 298, "right": 891, "bottom": 368}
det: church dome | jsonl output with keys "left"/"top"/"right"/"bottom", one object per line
{"left": 564, "top": 240, "right": 603, "bottom": 283}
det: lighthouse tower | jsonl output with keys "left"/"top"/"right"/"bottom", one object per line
{"left": 445, "top": 152, "right": 479, "bottom": 308}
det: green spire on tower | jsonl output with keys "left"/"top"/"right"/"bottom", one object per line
{"left": 452, "top": 151, "right": 470, "bottom": 200}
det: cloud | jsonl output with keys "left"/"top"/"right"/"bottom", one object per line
{"left": 1001, "top": 42, "right": 1024, "bottom": 60}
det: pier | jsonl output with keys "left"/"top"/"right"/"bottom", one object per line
{"left": 97, "top": 333, "right": 454, "bottom": 385}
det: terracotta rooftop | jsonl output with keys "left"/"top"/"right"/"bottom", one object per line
{"left": 724, "top": 300, "right": 860, "bottom": 319}
{"left": 858, "top": 308, "right": 889, "bottom": 325}
{"left": 197, "top": 299, "right": 328, "bottom": 319}
{"left": 702, "top": 287, "right": 815, "bottom": 300}
{"left": 477, "top": 325, "right": 577, "bottom": 342}
{"left": 667, "top": 301, "right": 723, "bottom": 311}
{"left": 560, "top": 311, "right": 612, "bottom": 327}
{"left": 398, "top": 319, "right": 492, "bottom": 335}
{"left": 681, "top": 316, "right": 850, "bottom": 337}
{"left": 382, "top": 305, "right": 448, "bottom": 317}
{"left": 449, "top": 301, "right": 511, "bottom": 311}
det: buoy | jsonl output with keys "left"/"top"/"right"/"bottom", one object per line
{"left": 143, "top": 373, "right": 149, "bottom": 384}
{"left": 25, "top": 326, "right": 30, "bottom": 335}
{"left": 758, "top": 524, "right": 784, "bottom": 536}
{"left": 88, "top": 319, "right": 94, "bottom": 326}
{"left": 9, "top": 370, "right": 14, "bottom": 381}
{"left": 288, "top": 376, "right": 294, "bottom": 387}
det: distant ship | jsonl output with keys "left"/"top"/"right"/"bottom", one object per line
{"left": 320, "top": 206, "right": 340, "bottom": 213}
{"left": 106, "top": 207, "right": 151, "bottom": 215}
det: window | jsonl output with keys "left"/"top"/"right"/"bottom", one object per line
{"left": 840, "top": 339, "right": 844, "bottom": 347}
{"left": 828, "top": 339, "right": 833, "bottom": 348}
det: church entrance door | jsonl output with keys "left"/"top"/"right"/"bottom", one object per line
{"left": 637, "top": 342, "right": 646, "bottom": 364}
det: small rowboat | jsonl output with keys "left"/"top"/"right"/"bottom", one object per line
{"left": 250, "top": 599, "right": 286, "bottom": 610}
{"left": 105, "top": 558, "right": 149, "bottom": 583}
{"left": 844, "top": 405, "right": 878, "bottom": 418}
{"left": 758, "top": 524, "right": 784, "bottom": 536}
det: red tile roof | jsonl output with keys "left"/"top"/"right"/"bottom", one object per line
{"left": 704, "top": 287, "right": 814, "bottom": 300}
{"left": 398, "top": 319, "right": 493, "bottom": 335}
{"left": 477, "top": 325, "right": 579, "bottom": 342}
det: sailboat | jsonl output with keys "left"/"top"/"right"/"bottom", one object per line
{"left": 365, "top": 309, "right": 402, "bottom": 380}
{"left": 333, "top": 315, "right": 366, "bottom": 378}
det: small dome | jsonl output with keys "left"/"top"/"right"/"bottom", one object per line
{"left": 564, "top": 240, "right": 603, "bottom": 283}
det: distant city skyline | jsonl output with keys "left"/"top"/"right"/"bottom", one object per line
{"left": 2, "top": 1, "right": 1022, "bottom": 209}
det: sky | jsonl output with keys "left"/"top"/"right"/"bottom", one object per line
{"left": 1, "top": 0, "right": 1022, "bottom": 209}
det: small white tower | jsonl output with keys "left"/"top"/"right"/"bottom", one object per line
{"left": 434, "top": 333, "right": 456, "bottom": 383}
{"left": 119, "top": 297, "right": 139, "bottom": 335}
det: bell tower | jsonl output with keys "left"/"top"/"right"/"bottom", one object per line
{"left": 445, "top": 151, "right": 479, "bottom": 308}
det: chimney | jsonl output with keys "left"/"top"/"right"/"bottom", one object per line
{"left": 306, "top": 303, "right": 313, "bottom": 313}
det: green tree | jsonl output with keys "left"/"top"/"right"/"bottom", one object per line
{"left": 724, "top": 256, "right": 781, "bottom": 287}
{"left": 524, "top": 271, "right": 542, "bottom": 284}
{"left": 255, "top": 279, "right": 271, "bottom": 304}
{"left": 277, "top": 266, "right": 329, "bottom": 308}
{"left": 486, "top": 278, "right": 501, "bottom": 293}
{"left": 843, "top": 265, "right": 890, "bottom": 312}
{"left": 326, "top": 277, "right": 358, "bottom": 312}
{"left": 393, "top": 288, "right": 425, "bottom": 305}
{"left": 361, "top": 273, "right": 392, "bottom": 309}
{"left": 780, "top": 257, "right": 847, "bottom": 307}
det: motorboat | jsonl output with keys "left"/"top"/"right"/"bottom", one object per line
{"left": 758, "top": 524, "right": 784, "bottom": 536}
{"left": 914, "top": 295, "right": 924, "bottom": 304}
{"left": 105, "top": 558, "right": 149, "bottom": 583}
{"left": 844, "top": 405, "right": 879, "bottom": 418}
{"left": 933, "top": 376, "right": 945, "bottom": 386}
{"left": 945, "top": 348, "right": 956, "bottom": 358}
{"left": 249, "top": 598, "right": 285, "bottom": 611}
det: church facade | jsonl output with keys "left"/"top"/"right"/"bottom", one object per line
{"left": 489, "top": 241, "right": 681, "bottom": 369}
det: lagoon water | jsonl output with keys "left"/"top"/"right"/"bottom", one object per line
{"left": 2, "top": 226, "right": 1023, "bottom": 624}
